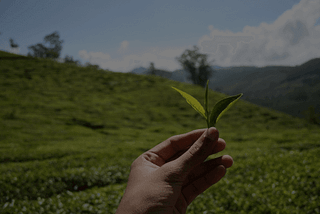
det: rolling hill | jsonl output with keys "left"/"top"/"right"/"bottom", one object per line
{"left": 0, "top": 50, "right": 319, "bottom": 213}
{"left": 133, "top": 58, "right": 320, "bottom": 123}
{"left": 210, "top": 58, "right": 320, "bottom": 121}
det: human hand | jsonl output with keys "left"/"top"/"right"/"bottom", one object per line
{"left": 116, "top": 127, "right": 233, "bottom": 214}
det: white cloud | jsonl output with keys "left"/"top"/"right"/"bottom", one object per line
{"left": 118, "top": 40, "right": 129, "bottom": 53}
{"left": 9, "top": 47, "right": 20, "bottom": 54}
{"left": 79, "top": 50, "right": 111, "bottom": 62}
{"left": 79, "top": 0, "right": 320, "bottom": 72}
{"left": 79, "top": 46, "right": 187, "bottom": 72}
{"left": 199, "top": 0, "right": 320, "bottom": 67}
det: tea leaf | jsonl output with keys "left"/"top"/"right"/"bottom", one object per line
{"left": 209, "top": 93, "right": 243, "bottom": 127}
{"left": 172, "top": 87, "right": 207, "bottom": 119}
{"left": 204, "top": 80, "right": 209, "bottom": 127}
{"left": 172, "top": 81, "right": 242, "bottom": 128}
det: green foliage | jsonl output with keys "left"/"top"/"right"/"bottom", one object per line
{"left": 149, "top": 62, "right": 155, "bottom": 75}
{"left": 172, "top": 80, "right": 242, "bottom": 127}
{"left": 171, "top": 86, "right": 206, "bottom": 119}
{"left": 176, "top": 45, "right": 214, "bottom": 87}
{"left": 64, "top": 55, "right": 80, "bottom": 65}
{"left": 85, "top": 62, "right": 100, "bottom": 69}
{"left": 0, "top": 51, "right": 319, "bottom": 213}
{"left": 188, "top": 142, "right": 320, "bottom": 214}
{"left": 27, "top": 31, "right": 63, "bottom": 59}
{"left": 9, "top": 38, "right": 19, "bottom": 48}
{"left": 209, "top": 93, "right": 242, "bottom": 127}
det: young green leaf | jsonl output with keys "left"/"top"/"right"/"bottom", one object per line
{"left": 172, "top": 86, "right": 207, "bottom": 119}
{"left": 209, "top": 93, "right": 243, "bottom": 127}
{"left": 172, "top": 80, "right": 242, "bottom": 128}
{"left": 204, "top": 80, "right": 209, "bottom": 127}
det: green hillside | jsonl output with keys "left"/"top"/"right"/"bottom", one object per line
{"left": 209, "top": 58, "right": 320, "bottom": 122}
{"left": 0, "top": 51, "right": 319, "bottom": 213}
{"left": 0, "top": 50, "right": 30, "bottom": 59}
{"left": 131, "top": 58, "right": 320, "bottom": 123}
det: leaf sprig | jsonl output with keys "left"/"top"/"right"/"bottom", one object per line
{"left": 172, "top": 80, "right": 242, "bottom": 128}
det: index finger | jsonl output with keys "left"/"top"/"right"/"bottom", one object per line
{"left": 148, "top": 129, "right": 207, "bottom": 162}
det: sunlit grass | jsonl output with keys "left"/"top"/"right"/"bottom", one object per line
{"left": 0, "top": 51, "right": 319, "bottom": 213}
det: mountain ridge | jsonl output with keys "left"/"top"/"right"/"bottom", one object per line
{"left": 130, "top": 58, "right": 320, "bottom": 123}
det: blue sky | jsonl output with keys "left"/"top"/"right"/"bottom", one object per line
{"left": 1, "top": 0, "right": 319, "bottom": 72}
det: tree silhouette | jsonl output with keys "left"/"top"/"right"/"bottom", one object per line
{"left": 9, "top": 38, "right": 19, "bottom": 48}
{"left": 27, "top": 44, "right": 48, "bottom": 58}
{"left": 85, "top": 62, "right": 100, "bottom": 69}
{"left": 149, "top": 62, "right": 156, "bottom": 75}
{"left": 64, "top": 55, "right": 80, "bottom": 65}
{"left": 28, "top": 31, "right": 63, "bottom": 59}
{"left": 176, "top": 46, "right": 214, "bottom": 87}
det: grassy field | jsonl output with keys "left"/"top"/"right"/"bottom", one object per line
{"left": 0, "top": 50, "right": 319, "bottom": 213}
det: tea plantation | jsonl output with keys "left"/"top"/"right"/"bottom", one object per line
{"left": 0, "top": 51, "right": 319, "bottom": 213}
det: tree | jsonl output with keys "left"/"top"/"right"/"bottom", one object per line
{"left": 64, "top": 55, "right": 80, "bottom": 65}
{"left": 28, "top": 31, "right": 63, "bottom": 59}
{"left": 9, "top": 38, "right": 19, "bottom": 48}
{"left": 176, "top": 45, "right": 214, "bottom": 87}
{"left": 85, "top": 62, "right": 100, "bottom": 70}
{"left": 27, "top": 44, "right": 47, "bottom": 58}
{"left": 149, "top": 62, "right": 156, "bottom": 75}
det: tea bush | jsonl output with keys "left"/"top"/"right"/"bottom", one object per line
{"left": 1, "top": 52, "right": 319, "bottom": 213}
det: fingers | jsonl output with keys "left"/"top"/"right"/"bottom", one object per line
{"left": 181, "top": 155, "right": 233, "bottom": 205}
{"left": 166, "top": 137, "right": 226, "bottom": 163}
{"left": 182, "top": 165, "right": 226, "bottom": 205}
{"left": 182, "top": 155, "right": 233, "bottom": 186}
{"left": 213, "top": 138, "right": 226, "bottom": 154}
{"left": 148, "top": 129, "right": 207, "bottom": 162}
{"left": 173, "top": 127, "right": 219, "bottom": 173}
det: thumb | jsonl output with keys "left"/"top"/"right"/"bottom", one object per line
{"left": 174, "top": 127, "right": 219, "bottom": 174}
